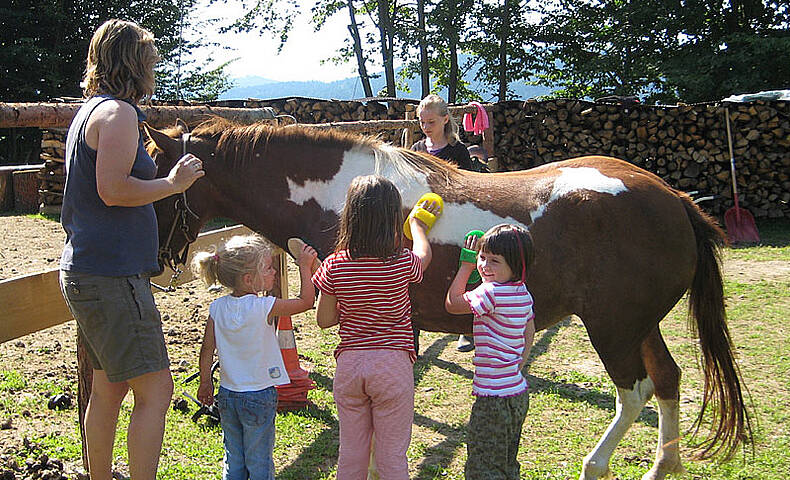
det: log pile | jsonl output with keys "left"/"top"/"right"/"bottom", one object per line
{"left": 489, "top": 99, "right": 790, "bottom": 218}
{"left": 38, "top": 130, "right": 66, "bottom": 215}
{"left": 242, "top": 98, "right": 417, "bottom": 144}
{"left": 31, "top": 97, "right": 790, "bottom": 219}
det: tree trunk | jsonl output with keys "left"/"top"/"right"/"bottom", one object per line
{"left": 377, "top": 0, "right": 396, "bottom": 97}
{"left": 417, "top": 0, "right": 429, "bottom": 97}
{"left": 498, "top": 0, "right": 511, "bottom": 100}
{"left": 448, "top": 36, "right": 458, "bottom": 103}
{"left": 347, "top": 0, "right": 373, "bottom": 97}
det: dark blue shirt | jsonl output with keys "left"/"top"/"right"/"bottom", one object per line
{"left": 60, "top": 95, "right": 159, "bottom": 276}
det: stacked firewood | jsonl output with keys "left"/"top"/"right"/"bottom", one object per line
{"left": 38, "top": 129, "right": 66, "bottom": 215}
{"left": 32, "top": 98, "right": 789, "bottom": 219}
{"left": 242, "top": 98, "right": 416, "bottom": 144}
{"left": 489, "top": 99, "right": 790, "bottom": 218}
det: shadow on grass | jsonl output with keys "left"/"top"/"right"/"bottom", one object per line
{"left": 728, "top": 218, "right": 790, "bottom": 248}
{"left": 412, "top": 412, "right": 466, "bottom": 479}
{"left": 526, "top": 316, "right": 658, "bottom": 428}
{"left": 413, "top": 335, "right": 468, "bottom": 478}
{"left": 415, "top": 334, "right": 472, "bottom": 382}
{"left": 282, "top": 315, "right": 663, "bottom": 478}
{"left": 277, "top": 401, "right": 339, "bottom": 479}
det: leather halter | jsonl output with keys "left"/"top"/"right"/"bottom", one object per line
{"left": 157, "top": 132, "right": 201, "bottom": 275}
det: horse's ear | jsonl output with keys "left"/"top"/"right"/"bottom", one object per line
{"left": 175, "top": 118, "right": 189, "bottom": 133}
{"left": 142, "top": 122, "right": 181, "bottom": 160}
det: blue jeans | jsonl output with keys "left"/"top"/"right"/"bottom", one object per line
{"left": 216, "top": 386, "right": 278, "bottom": 480}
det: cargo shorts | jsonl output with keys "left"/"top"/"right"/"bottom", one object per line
{"left": 59, "top": 270, "right": 170, "bottom": 383}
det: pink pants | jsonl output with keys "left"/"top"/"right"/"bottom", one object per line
{"left": 333, "top": 349, "right": 414, "bottom": 480}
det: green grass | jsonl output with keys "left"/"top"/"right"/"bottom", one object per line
{"left": 724, "top": 218, "right": 790, "bottom": 261}
{"left": 3, "top": 219, "right": 789, "bottom": 479}
{"left": 0, "top": 370, "right": 27, "bottom": 392}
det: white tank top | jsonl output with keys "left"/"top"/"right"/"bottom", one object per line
{"left": 209, "top": 294, "right": 290, "bottom": 392}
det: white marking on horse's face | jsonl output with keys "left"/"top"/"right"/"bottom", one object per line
{"left": 285, "top": 146, "right": 527, "bottom": 247}
{"left": 531, "top": 167, "right": 628, "bottom": 222}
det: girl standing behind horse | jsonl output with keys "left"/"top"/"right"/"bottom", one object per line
{"left": 445, "top": 224, "right": 536, "bottom": 480}
{"left": 313, "top": 175, "right": 441, "bottom": 479}
{"left": 411, "top": 94, "right": 476, "bottom": 353}
{"left": 191, "top": 233, "right": 317, "bottom": 480}
{"left": 411, "top": 94, "right": 473, "bottom": 170}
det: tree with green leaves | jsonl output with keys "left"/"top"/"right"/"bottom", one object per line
{"left": 0, "top": 0, "right": 232, "bottom": 103}
{"left": 662, "top": 0, "right": 790, "bottom": 102}
{"left": 529, "top": 0, "right": 674, "bottom": 102}
{"left": 0, "top": 0, "right": 233, "bottom": 164}
{"left": 530, "top": 0, "right": 790, "bottom": 103}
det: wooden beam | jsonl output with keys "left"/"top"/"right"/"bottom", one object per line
{"left": 0, "top": 224, "right": 283, "bottom": 344}
{"left": 305, "top": 118, "right": 418, "bottom": 132}
{"left": 0, "top": 103, "right": 278, "bottom": 129}
{"left": 0, "top": 269, "right": 71, "bottom": 344}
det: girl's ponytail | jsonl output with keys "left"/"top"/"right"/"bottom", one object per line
{"left": 190, "top": 250, "right": 220, "bottom": 288}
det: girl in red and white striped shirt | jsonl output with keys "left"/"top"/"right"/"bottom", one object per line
{"left": 313, "top": 175, "right": 439, "bottom": 480}
{"left": 445, "top": 224, "right": 536, "bottom": 480}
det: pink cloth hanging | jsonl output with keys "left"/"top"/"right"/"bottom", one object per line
{"left": 462, "top": 102, "right": 489, "bottom": 135}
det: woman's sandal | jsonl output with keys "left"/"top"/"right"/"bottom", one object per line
{"left": 287, "top": 238, "right": 321, "bottom": 274}
{"left": 403, "top": 192, "right": 444, "bottom": 240}
{"left": 459, "top": 230, "right": 484, "bottom": 284}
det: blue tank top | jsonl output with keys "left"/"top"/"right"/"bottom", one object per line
{"left": 60, "top": 95, "right": 159, "bottom": 276}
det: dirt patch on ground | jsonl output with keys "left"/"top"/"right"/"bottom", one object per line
{"left": 722, "top": 258, "right": 790, "bottom": 283}
{"left": 0, "top": 216, "right": 217, "bottom": 479}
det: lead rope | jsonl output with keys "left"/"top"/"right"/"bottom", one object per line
{"left": 165, "top": 133, "right": 196, "bottom": 290}
{"left": 159, "top": 133, "right": 194, "bottom": 292}
{"left": 153, "top": 132, "right": 200, "bottom": 293}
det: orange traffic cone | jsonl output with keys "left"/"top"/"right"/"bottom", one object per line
{"left": 275, "top": 315, "right": 315, "bottom": 411}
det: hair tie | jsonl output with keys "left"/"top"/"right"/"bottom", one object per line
{"left": 212, "top": 253, "right": 219, "bottom": 262}
{"left": 512, "top": 227, "right": 526, "bottom": 283}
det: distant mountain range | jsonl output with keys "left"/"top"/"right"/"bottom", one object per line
{"left": 220, "top": 66, "right": 551, "bottom": 101}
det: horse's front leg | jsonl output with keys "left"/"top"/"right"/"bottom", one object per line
{"left": 580, "top": 377, "right": 655, "bottom": 480}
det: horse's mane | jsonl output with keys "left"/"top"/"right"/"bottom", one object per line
{"left": 190, "top": 116, "right": 462, "bottom": 182}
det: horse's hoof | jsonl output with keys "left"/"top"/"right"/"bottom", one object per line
{"left": 641, "top": 461, "right": 687, "bottom": 480}
{"left": 579, "top": 464, "right": 613, "bottom": 480}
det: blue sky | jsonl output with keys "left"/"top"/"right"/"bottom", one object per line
{"left": 195, "top": 0, "right": 362, "bottom": 81}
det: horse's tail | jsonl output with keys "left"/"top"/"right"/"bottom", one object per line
{"left": 681, "top": 194, "right": 753, "bottom": 460}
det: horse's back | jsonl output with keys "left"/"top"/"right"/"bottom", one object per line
{"left": 515, "top": 156, "right": 699, "bottom": 334}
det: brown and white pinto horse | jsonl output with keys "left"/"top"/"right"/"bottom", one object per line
{"left": 144, "top": 118, "right": 751, "bottom": 480}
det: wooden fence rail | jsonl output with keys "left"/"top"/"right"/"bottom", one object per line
{"left": 0, "top": 224, "right": 267, "bottom": 344}
{"left": 0, "top": 103, "right": 278, "bottom": 129}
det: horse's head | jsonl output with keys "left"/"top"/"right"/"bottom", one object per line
{"left": 143, "top": 120, "right": 220, "bottom": 274}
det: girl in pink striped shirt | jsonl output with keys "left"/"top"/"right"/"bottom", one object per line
{"left": 313, "top": 175, "right": 440, "bottom": 480}
{"left": 445, "top": 224, "right": 536, "bottom": 480}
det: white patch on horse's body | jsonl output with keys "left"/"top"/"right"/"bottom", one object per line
{"left": 430, "top": 203, "right": 526, "bottom": 246}
{"left": 581, "top": 377, "right": 655, "bottom": 480}
{"left": 286, "top": 147, "right": 378, "bottom": 213}
{"left": 531, "top": 167, "right": 628, "bottom": 223}
{"left": 286, "top": 146, "right": 527, "bottom": 246}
